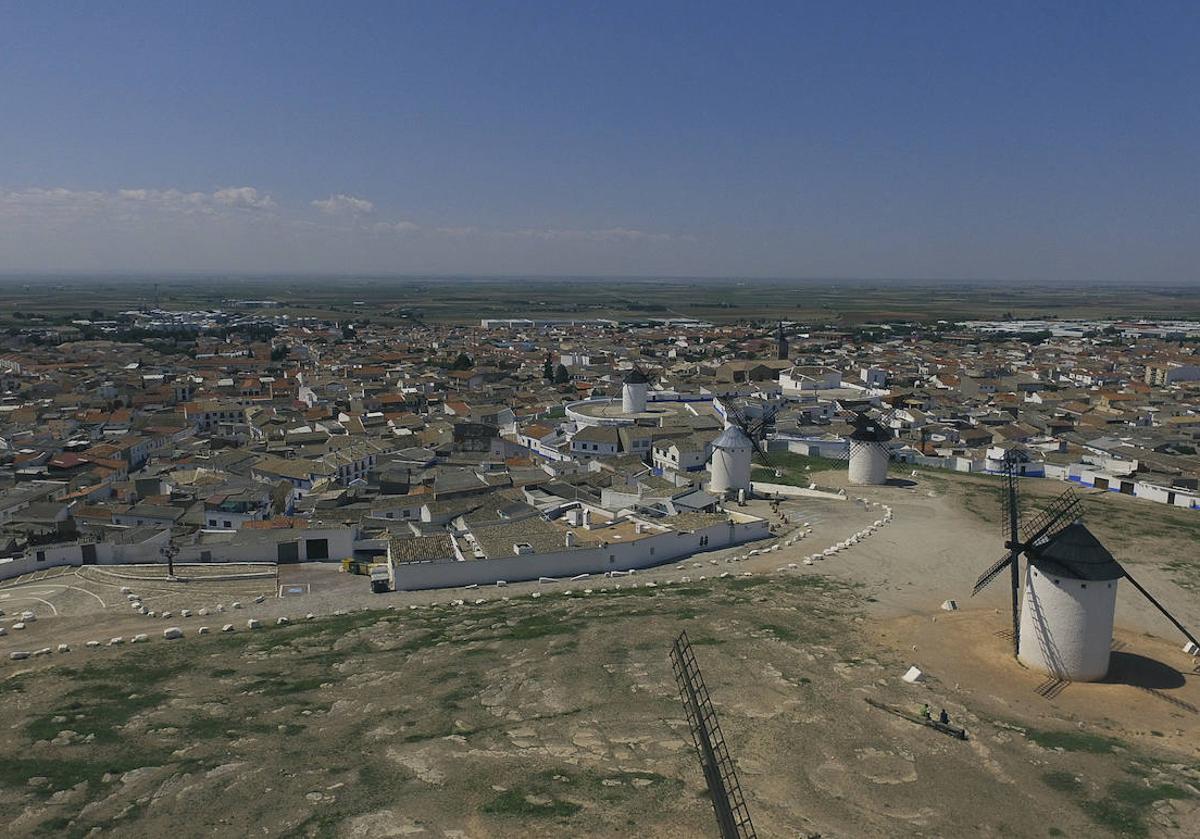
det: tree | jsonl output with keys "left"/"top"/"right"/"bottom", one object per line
{"left": 543, "top": 353, "right": 554, "bottom": 381}
{"left": 451, "top": 353, "right": 474, "bottom": 370}
{"left": 554, "top": 363, "right": 570, "bottom": 384}
{"left": 271, "top": 344, "right": 289, "bottom": 361}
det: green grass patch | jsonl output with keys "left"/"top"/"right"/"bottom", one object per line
{"left": 483, "top": 789, "right": 582, "bottom": 818}
{"left": 757, "top": 622, "right": 800, "bottom": 642}
{"left": 1026, "top": 727, "right": 1124, "bottom": 754}
{"left": 1041, "top": 770, "right": 1082, "bottom": 793}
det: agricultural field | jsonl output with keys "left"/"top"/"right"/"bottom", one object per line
{"left": 3, "top": 275, "right": 1200, "bottom": 325}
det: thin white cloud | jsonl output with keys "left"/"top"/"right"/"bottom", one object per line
{"left": 501, "top": 226, "right": 678, "bottom": 243}
{"left": 214, "top": 186, "right": 276, "bottom": 210}
{"left": 370, "top": 220, "right": 420, "bottom": 233}
{"left": 312, "top": 193, "right": 374, "bottom": 216}
{"left": 0, "top": 185, "right": 275, "bottom": 220}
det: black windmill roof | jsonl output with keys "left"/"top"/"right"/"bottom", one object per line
{"left": 1029, "top": 522, "right": 1124, "bottom": 581}
{"left": 848, "top": 411, "right": 891, "bottom": 443}
{"left": 623, "top": 368, "right": 649, "bottom": 385}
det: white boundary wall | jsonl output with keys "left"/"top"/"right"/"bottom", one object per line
{"left": 390, "top": 517, "right": 769, "bottom": 590}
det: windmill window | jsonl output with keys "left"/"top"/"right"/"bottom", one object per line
{"left": 1080, "top": 584, "right": 1086, "bottom": 589}
{"left": 1053, "top": 579, "right": 1060, "bottom": 585}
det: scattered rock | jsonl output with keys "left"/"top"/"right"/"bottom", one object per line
{"left": 132, "top": 633, "right": 149, "bottom": 643}
{"left": 108, "top": 637, "right": 124, "bottom": 645}
{"left": 231, "top": 602, "right": 242, "bottom": 610}
{"left": 941, "top": 600, "right": 959, "bottom": 611}
{"left": 197, "top": 626, "right": 210, "bottom": 635}
{"left": 57, "top": 643, "right": 70, "bottom": 653}
{"left": 247, "top": 619, "right": 261, "bottom": 629}
{"left": 902, "top": 666, "right": 927, "bottom": 684}
{"left": 276, "top": 616, "right": 289, "bottom": 625}
{"left": 9, "top": 651, "right": 30, "bottom": 660}
{"left": 12, "top": 622, "right": 25, "bottom": 631}
{"left": 253, "top": 595, "right": 265, "bottom": 604}
{"left": 163, "top": 627, "right": 184, "bottom": 640}
{"left": 85, "top": 640, "right": 101, "bottom": 648}
{"left": 221, "top": 624, "right": 235, "bottom": 632}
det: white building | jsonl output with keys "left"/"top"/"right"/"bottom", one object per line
{"left": 780, "top": 365, "right": 842, "bottom": 394}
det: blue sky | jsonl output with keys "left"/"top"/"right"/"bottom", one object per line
{"left": 1, "top": 1, "right": 1197, "bottom": 280}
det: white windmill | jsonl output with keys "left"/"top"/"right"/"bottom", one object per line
{"left": 972, "top": 450, "right": 1199, "bottom": 681}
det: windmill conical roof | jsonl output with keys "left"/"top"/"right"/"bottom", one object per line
{"left": 1029, "top": 522, "right": 1124, "bottom": 581}
{"left": 713, "top": 425, "right": 752, "bottom": 450}
{"left": 623, "top": 368, "right": 649, "bottom": 385}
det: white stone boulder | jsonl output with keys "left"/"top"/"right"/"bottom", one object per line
{"left": 108, "top": 637, "right": 123, "bottom": 646}
{"left": 10, "top": 651, "right": 30, "bottom": 660}
{"left": 231, "top": 601, "right": 242, "bottom": 610}
{"left": 305, "top": 613, "right": 315, "bottom": 620}
{"left": 253, "top": 595, "right": 265, "bottom": 604}
{"left": 180, "top": 609, "right": 191, "bottom": 618}
{"left": 11, "top": 623, "right": 24, "bottom": 631}
{"left": 120, "top": 586, "right": 132, "bottom": 595}
{"left": 1185, "top": 641, "right": 1200, "bottom": 657}
{"left": 57, "top": 644, "right": 70, "bottom": 653}
{"left": 221, "top": 624, "right": 235, "bottom": 632}
{"left": 246, "top": 619, "right": 261, "bottom": 629}
{"left": 20, "top": 611, "right": 35, "bottom": 622}
{"left": 197, "top": 626, "right": 210, "bottom": 635}
{"left": 163, "top": 627, "right": 184, "bottom": 640}
{"left": 941, "top": 600, "right": 959, "bottom": 611}
{"left": 276, "top": 616, "right": 290, "bottom": 625}
{"left": 901, "top": 666, "right": 926, "bottom": 684}
{"left": 85, "top": 640, "right": 101, "bottom": 648}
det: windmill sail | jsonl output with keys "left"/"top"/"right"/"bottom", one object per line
{"left": 670, "top": 632, "right": 756, "bottom": 839}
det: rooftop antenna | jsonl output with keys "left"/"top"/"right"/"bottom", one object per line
{"left": 670, "top": 631, "right": 757, "bottom": 839}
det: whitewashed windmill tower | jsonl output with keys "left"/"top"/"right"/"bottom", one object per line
{"left": 709, "top": 406, "right": 776, "bottom": 502}
{"left": 847, "top": 411, "right": 891, "bottom": 486}
{"left": 622, "top": 365, "right": 650, "bottom": 414}
{"left": 708, "top": 425, "right": 753, "bottom": 498}
{"left": 972, "top": 450, "right": 1199, "bottom": 681}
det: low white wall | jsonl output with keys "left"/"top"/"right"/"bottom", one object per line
{"left": 750, "top": 482, "right": 845, "bottom": 501}
{"left": 0, "top": 530, "right": 171, "bottom": 581}
{"left": 391, "top": 518, "right": 769, "bottom": 590}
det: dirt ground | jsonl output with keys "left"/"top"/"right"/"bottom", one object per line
{"left": 2, "top": 471, "right": 1199, "bottom": 838}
